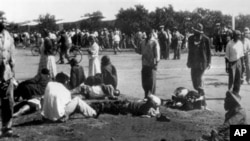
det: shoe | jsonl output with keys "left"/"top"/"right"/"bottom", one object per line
{"left": 1, "top": 130, "right": 19, "bottom": 138}
{"left": 156, "top": 114, "right": 170, "bottom": 122}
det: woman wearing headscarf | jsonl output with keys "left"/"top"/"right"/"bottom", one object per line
{"left": 101, "top": 55, "right": 118, "bottom": 89}
{"left": 37, "top": 29, "right": 57, "bottom": 80}
{"left": 87, "top": 36, "right": 101, "bottom": 76}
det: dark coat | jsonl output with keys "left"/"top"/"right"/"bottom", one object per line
{"left": 70, "top": 65, "right": 86, "bottom": 89}
{"left": 101, "top": 64, "right": 117, "bottom": 89}
{"left": 15, "top": 74, "right": 50, "bottom": 100}
{"left": 187, "top": 34, "right": 211, "bottom": 69}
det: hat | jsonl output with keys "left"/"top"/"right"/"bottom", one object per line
{"left": 192, "top": 23, "right": 204, "bottom": 34}
{"left": 234, "top": 30, "right": 241, "bottom": 36}
{"left": 226, "top": 91, "right": 241, "bottom": 106}
{"left": 148, "top": 94, "right": 161, "bottom": 106}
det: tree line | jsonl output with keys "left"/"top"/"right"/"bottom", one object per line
{"left": 6, "top": 4, "right": 250, "bottom": 36}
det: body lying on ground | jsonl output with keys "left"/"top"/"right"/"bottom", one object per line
{"left": 164, "top": 87, "right": 204, "bottom": 110}
{"left": 70, "top": 83, "right": 120, "bottom": 100}
{"left": 90, "top": 94, "right": 170, "bottom": 121}
{"left": 13, "top": 68, "right": 51, "bottom": 118}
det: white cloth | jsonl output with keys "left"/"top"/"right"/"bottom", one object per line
{"left": 88, "top": 42, "right": 101, "bottom": 76}
{"left": 225, "top": 40, "right": 244, "bottom": 62}
{"left": 41, "top": 82, "right": 71, "bottom": 121}
{"left": 243, "top": 38, "right": 250, "bottom": 55}
{"left": 113, "top": 34, "right": 120, "bottom": 42}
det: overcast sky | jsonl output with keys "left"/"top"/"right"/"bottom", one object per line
{"left": 1, "top": 0, "right": 250, "bottom": 23}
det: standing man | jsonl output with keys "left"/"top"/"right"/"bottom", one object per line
{"left": 213, "top": 23, "right": 222, "bottom": 55}
{"left": 243, "top": 28, "right": 250, "bottom": 84}
{"left": 135, "top": 29, "right": 160, "bottom": 99}
{"left": 225, "top": 30, "right": 245, "bottom": 95}
{"left": 0, "top": 19, "right": 17, "bottom": 137}
{"left": 158, "top": 25, "right": 169, "bottom": 60}
{"left": 172, "top": 27, "right": 184, "bottom": 60}
{"left": 187, "top": 23, "right": 211, "bottom": 109}
{"left": 57, "top": 30, "right": 70, "bottom": 64}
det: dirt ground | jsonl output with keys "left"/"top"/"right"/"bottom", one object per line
{"left": 0, "top": 48, "right": 249, "bottom": 141}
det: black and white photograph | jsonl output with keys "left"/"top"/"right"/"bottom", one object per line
{"left": 0, "top": 0, "right": 250, "bottom": 140}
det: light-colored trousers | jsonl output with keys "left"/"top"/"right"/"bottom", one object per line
{"left": 65, "top": 97, "right": 96, "bottom": 118}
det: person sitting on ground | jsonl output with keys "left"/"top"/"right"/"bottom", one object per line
{"left": 70, "top": 75, "right": 120, "bottom": 100}
{"left": 13, "top": 68, "right": 51, "bottom": 118}
{"left": 69, "top": 58, "right": 86, "bottom": 89}
{"left": 90, "top": 94, "right": 170, "bottom": 121}
{"left": 41, "top": 72, "right": 97, "bottom": 122}
{"left": 101, "top": 55, "right": 118, "bottom": 89}
{"left": 202, "top": 91, "right": 247, "bottom": 141}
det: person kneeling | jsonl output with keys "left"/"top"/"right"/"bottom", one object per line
{"left": 41, "top": 72, "right": 97, "bottom": 122}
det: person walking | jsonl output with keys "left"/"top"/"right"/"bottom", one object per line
{"left": 88, "top": 36, "right": 101, "bottom": 77}
{"left": 243, "top": 27, "right": 250, "bottom": 84}
{"left": 225, "top": 30, "right": 245, "bottom": 95}
{"left": 135, "top": 29, "right": 160, "bottom": 98}
{"left": 187, "top": 23, "right": 211, "bottom": 109}
{"left": 57, "top": 30, "right": 70, "bottom": 64}
{"left": 0, "top": 20, "right": 18, "bottom": 137}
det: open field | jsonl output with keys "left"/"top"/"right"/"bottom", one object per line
{"left": 0, "top": 48, "right": 249, "bottom": 141}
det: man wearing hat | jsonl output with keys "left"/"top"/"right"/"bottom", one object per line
{"left": 187, "top": 23, "right": 211, "bottom": 109}
{"left": 225, "top": 30, "right": 245, "bottom": 95}
{"left": 158, "top": 25, "right": 170, "bottom": 59}
{"left": 209, "top": 91, "right": 247, "bottom": 140}
{"left": 0, "top": 18, "right": 17, "bottom": 137}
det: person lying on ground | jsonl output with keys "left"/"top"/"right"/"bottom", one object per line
{"left": 41, "top": 72, "right": 97, "bottom": 122}
{"left": 90, "top": 94, "right": 170, "bottom": 121}
{"left": 164, "top": 87, "right": 204, "bottom": 111}
{"left": 70, "top": 75, "right": 120, "bottom": 100}
{"left": 200, "top": 91, "right": 247, "bottom": 141}
{"left": 13, "top": 68, "right": 51, "bottom": 118}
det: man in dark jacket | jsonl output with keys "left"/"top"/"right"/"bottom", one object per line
{"left": 58, "top": 30, "right": 70, "bottom": 64}
{"left": 187, "top": 23, "right": 211, "bottom": 109}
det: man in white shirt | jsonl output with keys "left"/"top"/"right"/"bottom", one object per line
{"left": 225, "top": 30, "right": 245, "bottom": 95}
{"left": 243, "top": 30, "right": 250, "bottom": 84}
{"left": 41, "top": 73, "right": 97, "bottom": 122}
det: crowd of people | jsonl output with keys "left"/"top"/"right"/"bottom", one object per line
{"left": 1, "top": 16, "right": 250, "bottom": 140}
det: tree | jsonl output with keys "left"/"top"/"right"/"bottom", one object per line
{"left": 80, "top": 11, "right": 104, "bottom": 30}
{"left": 37, "top": 13, "right": 57, "bottom": 32}
{"left": 116, "top": 5, "right": 150, "bottom": 35}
